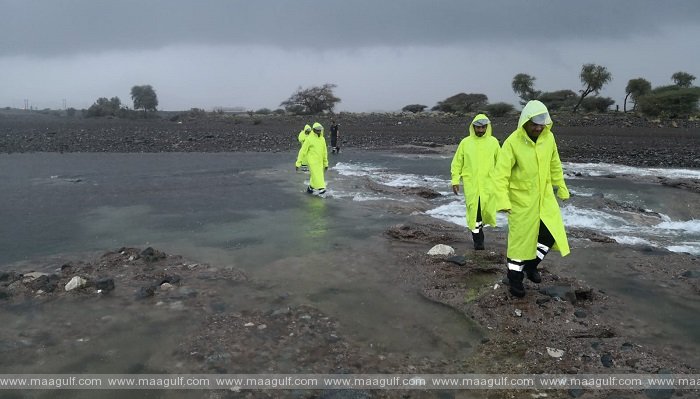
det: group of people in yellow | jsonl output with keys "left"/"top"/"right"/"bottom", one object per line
{"left": 295, "top": 122, "right": 329, "bottom": 196}
{"left": 294, "top": 100, "right": 569, "bottom": 298}
{"left": 451, "top": 100, "right": 570, "bottom": 297}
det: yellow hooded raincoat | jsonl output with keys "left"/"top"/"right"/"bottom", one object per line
{"left": 450, "top": 114, "right": 500, "bottom": 230}
{"left": 297, "top": 124, "right": 312, "bottom": 166}
{"left": 492, "top": 101, "right": 570, "bottom": 260}
{"left": 296, "top": 122, "right": 328, "bottom": 190}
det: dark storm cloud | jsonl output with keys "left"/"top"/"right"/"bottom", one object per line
{"left": 3, "top": 0, "right": 700, "bottom": 57}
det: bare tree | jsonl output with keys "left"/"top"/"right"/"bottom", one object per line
{"left": 573, "top": 64, "right": 612, "bottom": 113}
{"left": 280, "top": 83, "right": 341, "bottom": 115}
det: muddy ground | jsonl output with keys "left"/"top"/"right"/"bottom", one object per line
{"left": 2, "top": 221, "right": 698, "bottom": 399}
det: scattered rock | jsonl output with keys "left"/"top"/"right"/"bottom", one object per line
{"left": 681, "top": 270, "right": 700, "bottom": 278}
{"left": 160, "top": 282, "right": 174, "bottom": 291}
{"left": 22, "top": 272, "right": 48, "bottom": 281}
{"left": 161, "top": 275, "right": 181, "bottom": 285}
{"left": 427, "top": 244, "right": 455, "bottom": 256}
{"left": 445, "top": 255, "right": 467, "bottom": 266}
{"left": 547, "top": 347, "right": 565, "bottom": 358}
{"left": 28, "top": 274, "right": 60, "bottom": 292}
{"left": 600, "top": 353, "right": 614, "bottom": 367}
{"left": 402, "top": 187, "right": 442, "bottom": 199}
{"left": 65, "top": 276, "right": 87, "bottom": 291}
{"left": 95, "top": 278, "right": 115, "bottom": 292}
{"left": 539, "top": 285, "right": 577, "bottom": 303}
{"left": 135, "top": 285, "right": 156, "bottom": 299}
{"left": 140, "top": 247, "right": 166, "bottom": 262}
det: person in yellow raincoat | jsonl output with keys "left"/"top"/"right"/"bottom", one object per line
{"left": 297, "top": 124, "right": 312, "bottom": 171}
{"left": 295, "top": 122, "right": 329, "bottom": 196}
{"left": 492, "top": 100, "right": 570, "bottom": 297}
{"left": 450, "top": 114, "right": 500, "bottom": 250}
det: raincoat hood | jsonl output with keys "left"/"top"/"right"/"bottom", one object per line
{"left": 518, "top": 100, "right": 553, "bottom": 130}
{"left": 469, "top": 113, "right": 493, "bottom": 138}
{"left": 312, "top": 122, "right": 324, "bottom": 136}
{"left": 304, "top": 124, "right": 312, "bottom": 134}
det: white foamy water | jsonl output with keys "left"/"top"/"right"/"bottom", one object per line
{"left": 560, "top": 206, "right": 700, "bottom": 254}
{"left": 568, "top": 187, "right": 595, "bottom": 197}
{"left": 426, "top": 201, "right": 467, "bottom": 227}
{"left": 611, "top": 235, "right": 654, "bottom": 246}
{"left": 426, "top": 201, "right": 509, "bottom": 229}
{"left": 563, "top": 162, "right": 700, "bottom": 180}
{"left": 333, "top": 162, "right": 449, "bottom": 190}
{"left": 561, "top": 205, "right": 637, "bottom": 233}
{"left": 666, "top": 244, "right": 700, "bottom": 254}
{"left": 655, "top": 219, "right": 700, "bottom": 234}
{"left": 332, "top": 159, "right": 700, "bottom": 256}
{"left": 333, "top": 162, "right": 382, "bottom": 177}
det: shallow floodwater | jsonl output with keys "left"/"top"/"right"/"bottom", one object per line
{"left": 1, "top": 151, "right": 699, "bottom": 375}
{"left": 0, "top": 152, "right": 483, "bottom": 380}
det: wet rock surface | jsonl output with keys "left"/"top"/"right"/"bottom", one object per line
{"left": 1, "top": 229, "right": 698, "bottom": 398}
{"left": 0, "top": 247, "right": 247, "bottom": 302}
{"left": 384, "top": 215, "right": 699, "bottom": 398}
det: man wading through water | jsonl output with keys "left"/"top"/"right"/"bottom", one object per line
{"left": 295, "top": 122, "right": 329, "bottom": 196}
{"left": 450, "top": 114, "right": 500, "bottom": 250}
{"left": 492, "top": 100, "right": 570, "bottom": 297}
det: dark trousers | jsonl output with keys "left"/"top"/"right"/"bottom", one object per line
{"left": 507, "top": 221, "right": 555, "bottom": 271}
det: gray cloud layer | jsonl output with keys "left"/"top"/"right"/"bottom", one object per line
{"left": 2, "top": 1, "right": 699, "bottom": 112}
{"left": 3, "top": 0, "right": 700, "bottom": 57}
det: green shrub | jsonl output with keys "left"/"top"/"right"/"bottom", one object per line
{"left": 402, "top": 104, "right": 427, "bottom": 113}
{"left": 85, "top": 97, "right": 123, "bottom": 118}
{"left": 432, "top": 93, "right": 488, "bottom": 114}
{"left": 637, "top": 87, "right": 700, "bottom": 117}
{"left": 484, "top": 102, "right": 515, "bottom": 117}
{"left": 580, "top": 96, "right": 615, "bottom": 113}
{"left": 538, "top": 90, "right": 577, "bottom": 111}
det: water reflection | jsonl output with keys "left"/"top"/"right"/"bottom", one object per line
{"left": 303, "top": 196, "right": 328, "bottom": 241}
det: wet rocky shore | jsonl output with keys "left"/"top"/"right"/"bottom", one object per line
{"left": 1, "top": 111, "right": 699, "bottom": 168}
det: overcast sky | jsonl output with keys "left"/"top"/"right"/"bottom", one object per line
{"left": 2, "top": 0, "right": 699, "bottom": 112}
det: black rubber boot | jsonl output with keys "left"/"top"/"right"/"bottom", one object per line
{"left": 523, "top": 260, "right": 542, "bottom": 283}
{"left": 472, "top": 230, "right": 485, "bottom": 250}
{"left": 507, "top": 270, "right": 526, "bottom": 297}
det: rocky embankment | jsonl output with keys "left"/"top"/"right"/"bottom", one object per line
{"left": 1, "top": 110, "right": 699, "bottom": 168}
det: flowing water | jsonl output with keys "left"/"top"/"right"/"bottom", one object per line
{"left": 1, "top": 151, "right": 699, "bottom": 376}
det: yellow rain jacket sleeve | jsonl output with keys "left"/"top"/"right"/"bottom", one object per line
{"left": 492, "top": 101, "right": 570, "bottom": 260}
{"left": 298, "top": 124, "right": 312, "bottom": 144}
{"left": 296, "top": 122, "right": 328, "bottom": 190}
{"left": 297, "top": 124, "right": 312, "bottom": 166}
{"left": 450, "top": 114, "right": 500, "bottom": 230}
